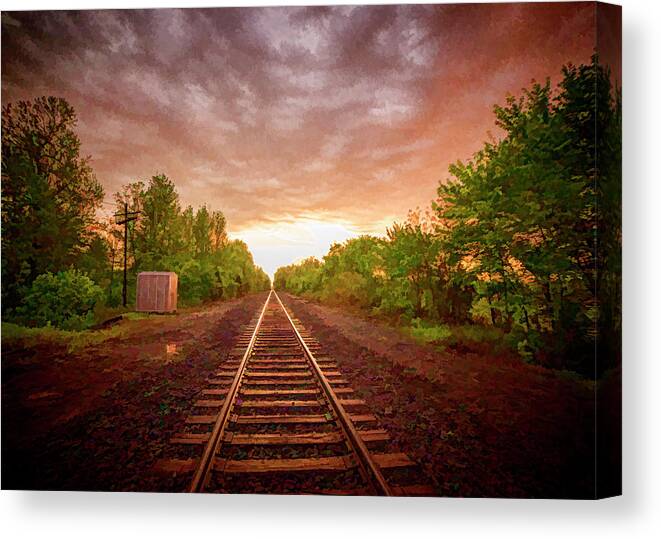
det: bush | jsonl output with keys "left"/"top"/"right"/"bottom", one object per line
{"left": 16, "top": 270, "right": 103, "bottom": 330}
{"left": 449, "top": 324, "right": 512, "bottom": 355}
{"left": 319, "top": 271, "right": 371, "bottom": 307}
{"left": 405, "top": 319, "right": 513, "bottom": 355}
{"left": 409, "top": 321, "right": 452, "bottom": 344}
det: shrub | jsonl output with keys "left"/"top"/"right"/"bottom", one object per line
{"left": 408, "top": 318, "right": 452, "bottom": 344}
{"left": 319, "top": 271, "right": 370, "bottom": 306}
{"left": 16, "top": 270, "right": 103, "bottom": 330}
{"left": 450, "top": 324, "right": 511, "bottom": 355}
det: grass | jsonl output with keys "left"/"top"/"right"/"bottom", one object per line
{"left": 555, "top": 368, "right": 597, "bottom": 390}
{"left": 2, "top": 320, "right": 137, "bottom": 353}
{"left": 1, "top": 294, "right": 231, "bottom": 356}
{"left": 120, "top": 312, "right": 152, "bottom": 321}
{"left": 404, "top": 318, "right": 509, "bottom": 354}
{"left": 408, "top": 322, "right": 452, "bottom": 344}
{"left": 0, "top": 299, "right": 177, "bottom": 355}
{"left": 295, "top": 292, "right": 514, "bottom": 356}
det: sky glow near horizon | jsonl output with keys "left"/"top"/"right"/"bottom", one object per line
{"left": 231, "top": 215, "right": 398, "bottom": 278}
{"left": 1, "top": 4, "right": 601, "bottom": 275}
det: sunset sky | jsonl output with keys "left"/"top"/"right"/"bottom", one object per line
{"left": 1, "top": 2, "right": 601, "bottom": 277}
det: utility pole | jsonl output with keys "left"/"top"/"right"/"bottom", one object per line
{"left": 115, "top": 203, "right": 140, "bottom": 307}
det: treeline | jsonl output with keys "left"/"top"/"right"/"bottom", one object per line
{"left": 2, "top": 97, "right": 269, "bottom": 330}
{"left": 106, "top": 173, "right": 270, "bottom": 305}
{"left": 275, "top": 56, "right": 621, "bottom": 377}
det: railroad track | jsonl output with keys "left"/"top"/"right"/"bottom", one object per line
{"left": 156, "top": 290, "right": 431, "bottom": 496}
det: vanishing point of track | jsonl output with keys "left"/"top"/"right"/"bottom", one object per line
{"left": 156, "top": 290, "right": 431, "bottom": 496}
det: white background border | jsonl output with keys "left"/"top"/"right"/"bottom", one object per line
{"left": 1, "top": 0, "right": 659, "bottom": 537}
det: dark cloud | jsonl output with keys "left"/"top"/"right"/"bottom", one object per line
{"left": 2, "top": 3, "right": 598, "bottom": 272}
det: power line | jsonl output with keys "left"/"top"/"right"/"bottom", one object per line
{"left": 99, "top": 199, "right": 142, "bottom": 209}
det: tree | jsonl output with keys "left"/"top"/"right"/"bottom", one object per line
{"left": 15, "top": 269, "right": 103, "bottom": 330}
{"left": 555, "top": 56, "right": 622, "bottom": 373}
{"left": 180, "top": 205, "right": 195, "bottom": 253}
{"left": 110, "top": 176, "right": 269, "bottom": 305}
{"left": 320, "top": 236, "right": 384, "bottom": 307}
{"left": 276, "top": 57, "right": 620, "bottom": 376}
{"left": 193, "top": 206, "right": 212, "bottom": 257}
{"left": 434, "top": 56, "right": 620, "bottom": 373}
{"left": 210, "top": 210, "right": 227, "bottom": 251}
{"left": 385, "top": 216, "right": 440, "bottom": 319}
{"left": 1, "top": 96, "right": 104, "bottom": 310}
{"left": 137, "top": 174, "right": 182, "bottom": 267}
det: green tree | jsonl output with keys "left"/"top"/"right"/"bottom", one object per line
{"left": 180, "top": 205, "right": 195, "bottom": 253}
{"left": 385, "top": 218, "right": 440, "bottom": 319}
{"left": 193, "top": 205, "right": 212, "bottom": 257}
{"left": 110, "top": 176, "right": 268, "bottom": 306}
{"left": 435, "top": 56, "right": 620, "bottom": 373}
{"left": 320, "top": 236, "right": 384, "bottom": 306}
{"left": 276, "top": 57, "right": 620, "bottom": 376}
{"left": 136, "top": 173, "right": 182, "bottom": 267}
{"left": 15, "top": 269, "right": 103, "bottom": 330}
{"left": 555, "top": 57, "right": 622, "bottom": 373}
{"left": 210, "top": 210, "right": 227, "bottom": 251}
{"left": 2, "top": 97, "right": 104, "bottom": 309}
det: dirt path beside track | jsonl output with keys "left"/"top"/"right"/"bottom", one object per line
{"left": 1, "top": 292, "right": 268, "bottom": 491}
{"left": 2, "top": 290, "right": 598, "bottom": 497}
{"left": 280, "top": 293, "right": 596, "bottom": 498}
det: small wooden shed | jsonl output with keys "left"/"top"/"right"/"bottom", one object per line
{"left": 136, "top": 272, "right": 178, "bottom": 313}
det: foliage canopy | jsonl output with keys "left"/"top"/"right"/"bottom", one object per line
{"left": 2, "top": 99, "right": 270, "bottom": 328}
{"left": 275, "top": 56, "right": 621, "bottom": 377}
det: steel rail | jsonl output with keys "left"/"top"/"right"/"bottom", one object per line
{"left": 272, "top": 290, "right": 393, "bottom": 496}
{"left": 188, "top": 289, "right": 273, "bottom": 493}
